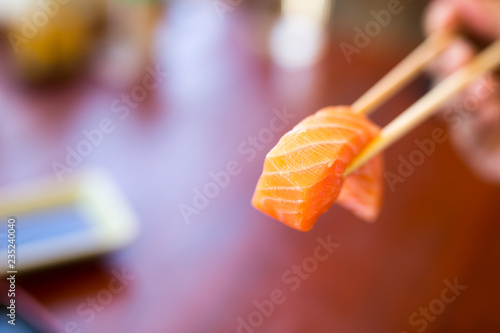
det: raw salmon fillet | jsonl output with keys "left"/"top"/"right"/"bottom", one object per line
{"left": 251, "top": 106, "right": 383, "bottom": 231}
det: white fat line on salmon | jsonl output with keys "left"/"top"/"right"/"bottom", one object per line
{"left": 266, "top": 137, "right": 360, "bottom": 159}
{"left": 282, "top": 119, "right": 372, "bottom": 140}
{"left": 256, "top": 186, "right": 302, "bottom": 192}
{"left": 179, "top": 107, "right": 296, "bottom": 224}
{"left": 260, "top": 158, "right": 348, "bottom": 177}
{"left": 258, "top": 197, "right": 338, "bottom": 215}
{"left": 259, "top": 197, "right": 306, "bottom": 204}
{"left": 258, "top": 183, "right": 339, "bottom": 206}
{"left": 301, "top": 124, "right": 369, "bottom": 141}
{"left": 339, "top": 0, "right": 406, "bottom": 64}
{"left": 261, "top": 154, "right": 350, "bottom": 175}
{"left": 385, "top": 73, "right": 499, "bottom": 191}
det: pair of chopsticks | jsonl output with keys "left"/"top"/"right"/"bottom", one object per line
{"left": 343, "top": 32, "right": 500, "bottom": 176}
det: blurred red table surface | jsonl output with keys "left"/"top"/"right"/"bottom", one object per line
{"left": 0, "top": 2, "right": 499, "bottom": 333}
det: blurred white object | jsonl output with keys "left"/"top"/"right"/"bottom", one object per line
{"left": 270, "top": 15, "right": 326, "bottom": 69}
{"left": 270, "top": 0, "right": 332, "bottom": 69}
{"left": 281, "top": 0, "right": 331, "bottom": 22}
{"left": 0, "top": 1, "right": 32, "bottom": 22}
{"left": 0, "top": 168, "right": 139, "bottom": 272}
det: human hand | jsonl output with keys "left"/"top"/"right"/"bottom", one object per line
{"left": 424, "top": 0, "right": 500, "bottom": 182}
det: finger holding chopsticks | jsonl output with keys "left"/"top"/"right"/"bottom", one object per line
{"left": 345, "top": 37, "right": 500, "bottom": 176}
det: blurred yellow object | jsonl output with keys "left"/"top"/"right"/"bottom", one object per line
{"left": 0, "top": 168, "right": 139, "bottom": 272}
{"left": 5, "top": 0, "right": 105, "bottom": 83}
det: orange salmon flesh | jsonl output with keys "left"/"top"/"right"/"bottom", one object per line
{"left": 251, "top": 106, "right": 384, "bottom": 231}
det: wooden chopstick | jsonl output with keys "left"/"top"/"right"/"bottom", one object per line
{"left": 352, "top": 31, "right": 456, "bottom": 115}
{"left": 344, "top": 38, "right": 500, "bottom": 176}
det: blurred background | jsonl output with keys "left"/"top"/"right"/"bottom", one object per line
{"left": 0, "top": 0, "right": 499, "bottom": 332}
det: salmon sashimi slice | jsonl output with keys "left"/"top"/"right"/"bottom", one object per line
{"left": 251, "top": 106, "right": 383, "bottom": 231}
{"left": 336, "top": 153, "right": 383, "bottom": 222}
